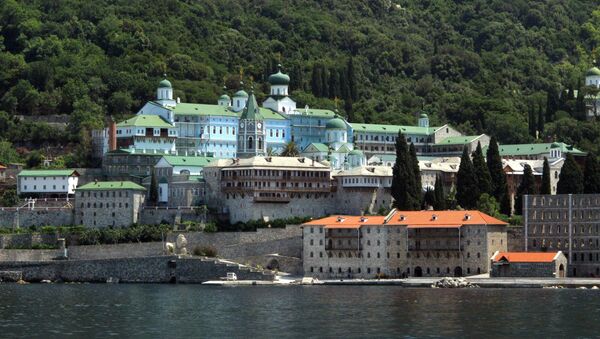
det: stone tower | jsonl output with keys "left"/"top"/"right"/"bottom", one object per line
{"left": 237, "top": 90, "right": 266, "bottom": 158}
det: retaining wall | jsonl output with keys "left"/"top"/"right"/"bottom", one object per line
{"left": 0, "top": 208, "right": 74, "bottom": 228}
{"left": 0, "top": 256, "right": 273, "bottom": 283}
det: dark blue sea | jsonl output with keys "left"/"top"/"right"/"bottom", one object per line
{"left": 0, "top": 284, "right": 598, "bottom": 338}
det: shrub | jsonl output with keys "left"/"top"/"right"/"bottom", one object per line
{"left": 203, "top": 222, "right": 217, "bottom": 233}
{"left": 193, "top": 245, "right": 217, "bottom": 257}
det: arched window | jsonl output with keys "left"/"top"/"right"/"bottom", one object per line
{"left": 248, "top": 137, "right": 253, "bottom": 149}
{"left": 258, "top": 137, "right": 263, "bottom": 149}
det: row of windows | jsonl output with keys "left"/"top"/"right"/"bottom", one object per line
{"left": 308, "top": 266, "right": 481, "bottom": 276}
{"left": 81, "top": 202, "right": 129, "bottom": 208}
{"left": 532, "top": 238, "right": 600, "bottom": 249}
{"left": 78, "top": 191, "right": 129, "bottom": 198}
{"left": 23, "top": 185, "right": 66, "bottom": 191}
{"left": 22, "top": 177, "right": 68, "bottom": 181}
{"left": 308, "top": 251, "right": 479, "bottom": 259}
{"left": 531, "top": 224, "right": 600, "bottom": 235}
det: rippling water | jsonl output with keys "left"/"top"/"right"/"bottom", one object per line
{"left": 0, "top": 284, "right": 599, "bottom": 338}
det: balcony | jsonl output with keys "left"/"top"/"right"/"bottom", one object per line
{"left": 254, "top": 196, "right": 291, "bottom": 203}
{"left": 325, "top": 244, "right": 361, "bottom": 251}
{"left": 408, "top": 245, "right": 464, "bottom": 251}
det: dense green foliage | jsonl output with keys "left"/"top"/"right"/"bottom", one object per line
{"left": 514, "top": 164, "right": 537, "bottom": 215}
{"left": 2, "top": 0, "right": 600, "bottom": 163}
{"left": 224, "top": 216, "right": 312, "bottom": 232}
{"left": 472, "top": 142, "right": 492, "bottom": 196}
{"left": 433, "top": 175, "right": 446, "bottom": 211}
{"left": 486, "top": 137, "right": 511, "bottom": 214}
{"left": 557, "top": 153, "right": 584, "bottom": 194}
{"left": 583, "top": 153, "right": 600, "bottom": 193}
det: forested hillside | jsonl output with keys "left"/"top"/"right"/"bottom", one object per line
{"left": 2, "top": 0, "right": 600, "bottom": 166}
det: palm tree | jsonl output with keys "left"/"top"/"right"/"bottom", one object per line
{"left": 281, "top": 141, "right": 300, "bottom": 157}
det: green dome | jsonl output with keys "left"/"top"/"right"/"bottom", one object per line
{"left": 550, "top": 142, "right": 561, "bottom": 148}
{"left": 349, "top": 149, "right": 363, "bottom": 156}
{"left": 420, "top": 113, "right": 428, "bottom": 119}
{"left": 268, "top": 71, "right": 290, "bottom": 85}
{"left": 326, "top": 118, "right": 346, "bottom": 130}
{"left": 219, "top": 94, "right": 230, "bottom": 100}
{"left": 158, "top": 79, "right": 172, "bottom": 88}
{"left": 587, "top": 67, "right": 600, "bottom": 76}
{"left": 233, "top": 90, "right": 248, "bottom": 98}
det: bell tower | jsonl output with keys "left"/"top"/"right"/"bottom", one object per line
{"left": 237, "top": 90, "right": 266, "bottom": 158}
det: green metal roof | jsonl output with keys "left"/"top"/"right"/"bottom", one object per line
{"left": 303, "top": 143, "right": 329, "bottom": 153}
{"left": 335, "top": 144, "right": 352, "bottom": 153}
{"left": 219, "top": 94, "right": 230, "bottom": 100}
{"left": 233, "top": 90, "right": 248, "bottom": 98}
{"left": 587, "top": 67, "right": 600, "bottom": 76}
{"left": 161, "top": 156, "right": 215, "bottom": 167}
{"left": 173, "top": 103, "right": 238, "bottom": 117}
{"left": 117, "top": 115, "right": 174, "bottom": 128}
{"left": 158, "top": 79, "right": 172, "bottom": 88}
{"left": 18, "top": 169, "right": 78, "bottom": 177}
{"left": 326, "top": 118, "right": 346, "bottom": 129}
{"left": 495, "top": 142, "right": 586, "bottom": 156}
{"left": 350, "top": 123, "right": 437, "bottom": 135}
{"left": 435, "top": 135, "right": 482, "bottom": 146}
{"left": 349, "top": 149, "right": 364, "bottom": 156}
{"left": 77, "top": 181, "right": 146, "bottom": 191}
{"left": 297, "top": 108, "right": 336, "bottom": 118}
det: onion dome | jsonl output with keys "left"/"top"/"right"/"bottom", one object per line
{"left": 586, "top": 67, "right": 600, "bottom": 76}
{"left": 158, "top": 78, "right": 172, "bottom": 88}
{"left": 268, "top": 64, "right": 290, "bottom": 85}
{"left": 325, "top": 117, "right": 346, "bottom": 130}
{"left": 349, "top": 149, "right": 364, "bottom": 156}
{"left": 233, "top": 90, "right": 248, "bottom": 98}
{"left": 219, "top": 94, "right": 231, "bottom": 100}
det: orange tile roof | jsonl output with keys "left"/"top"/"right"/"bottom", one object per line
{"left": 324, "top": 224, "right": 361, "bottom": 229}
{"left": 492, "top": 252, "right": 560, "bottom": 263}
{"left": 303, "top": 210, "right": 507, "bottom": 228}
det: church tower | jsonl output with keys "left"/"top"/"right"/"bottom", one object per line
{"left": 156, "top": 75, "right": 176, "bottom": 108}
{"left": 237, "top": 90, "right": 266, "bottom": 158}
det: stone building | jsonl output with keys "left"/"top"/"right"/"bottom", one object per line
{"left": 332, "top": 166, "right": 393, "bottom": 215}
{"left": 75, "top": 181, "right": 146, "bottom": 227}
{"left": 204, "top": 156, "right": 334, "bottom": 223}
{"left": 302, "top": 210, "right": 507, "bottom": 279}
{"left": 524, "top": 194, "right": 600, "bottom": 277}
{"left": 504, "top": 158, "right": 564, "bottom": 207}
{"left": 490, "top": 251, "right": 567, "bottom": 278}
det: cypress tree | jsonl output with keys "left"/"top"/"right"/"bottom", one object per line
{"left": 391, "top": 132, "right": 409, "bottom": 209}
{"left": 514, "top": 164, "right": 537, "bottom": 215}
{"left": 537, "top": 104, "right": 544, "bottom": 134}
{"left": 583, "top": 153, "right": 600, "bottom": 194}
{"left": 472, "top": 141, "right": 492, "bottom": 196}
{"left": 409, "top": 143, "right": 422, "bottom": 208}
{"left": 340, "top": 69, "right": 350, "bottom": 101}
{"left": 433, "top": 175, "right": 446, "bottom": 210}
{"left": 545, "top": 88, "right": 559, "bottom": 122}
{"left": 149, "top": 170, "right": 158, "bottom": 205}
{"left": 423, "top": 188, "right": 435, "bottom": 209}
{"left": 528, "top": 105, "right": 536, "bottom": 137}
{"left": 457, "top": 147, "right": 479, "bottom": 209}
{"left": 540, "top": 157, "right": 551, "bottom": 194}
{"left": 328, "top": 69, "right": 341, "bottom": 99}
{"left": 557, "top": 153, "right": 584, "bottom": 194}
{"left": 310, "top": 64, "right": 322, "bottom": 97}
{"left": 500, "top": 183, "right": 512, "bottom": 216}
{"left": 320, "top": 64, "right": 329, "bottom": 98}
{"left": 347, "top": 57, "right": 358, "bottom": 101}
{"left": 486, "top": 136, "right": 506, "bottom": 201}
{"left": 576, "top": 86, "right": 586, "bottom": 120}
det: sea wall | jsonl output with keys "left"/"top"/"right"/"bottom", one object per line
{"left": 0, "top": 249, "right": 63, "bottom": 261}
{"left": 68, "top": 242, "right": 164, "bottom": 260}
{"left": 0, "top": 256, "right": 274, "bottom": 283}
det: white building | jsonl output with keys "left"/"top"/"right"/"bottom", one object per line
{"left": 17, "top": 169, "right": 79, "bottom": 197}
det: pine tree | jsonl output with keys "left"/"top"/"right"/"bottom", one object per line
{"left": 537, "top": 104, "right": 544, "bottom": 134}
{"left": 457, "top": 147, "right": 479, "bottom": 209}
{"left": 408, "top": 143, "right": 422, "bottom": 208}
{"left": 347, "top": 57, "right": 358, "bottom": 101}
{"left": 391, "top": 132, "right": 409, "bottom": 209}
{"left": 486, "top": 136, "right": 506, "bottom": 201}
{"left": 472, "top": 141, "right": 492, "bottom": 196}
{"left": 557, "top": 153, "right": 584, "bottom": 194}
{"left": 583, "top": 153, "right": 600, "bottom": 194}
{"left": 433, "top": 174, "right": 446, "bottom": 210}
{"left": 514, "top": 164, "right": 537, "bottom": 215}
{"left": 540, "top": 157, "right": 551, "bottom": 194}
{"left": 149, "top": 170, "right": 158, "bottom": 205}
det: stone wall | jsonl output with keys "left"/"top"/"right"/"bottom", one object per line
{"left": 507, "top": 226, "right": 525, "bottom": 252}
{"left": 139, "top": 208, "right": 205, "bottom": 225}
{"left": 0, "top": 233, "right": 58, "bottom": 249}
{"left": 0, "top": 256, "right": 273, "bottom": 283}
{"left": 0, "top": 208, "right": 74, "bottom": 228}
{"left": 68, "top": 242, "right": 164, "bottom": 260}
{"left": 0, "top": 249, "right": 63, "bottom": 261}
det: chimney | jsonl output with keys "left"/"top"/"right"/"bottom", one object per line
{"left": 108, "top": 118, "right": 117, "bottom": 151}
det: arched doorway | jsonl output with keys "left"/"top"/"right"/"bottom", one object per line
{"left": 454, "top": 266, "right": 463, "bottom": 277}
{"left": 559, "top": 264, "right": 565, "bottom": 278}
{"left": 414, "top": 266, "right": 423, "bottom": 277}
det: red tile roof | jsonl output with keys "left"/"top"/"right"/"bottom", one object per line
{"left": 491, "top": 252, "right": 560, "bottom": 263}
{"left": 303, "top": 210, "right": 507, "bottom": 228}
